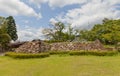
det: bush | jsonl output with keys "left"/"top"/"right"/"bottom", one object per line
{"left": 69, "top": 51, "right": 86, "bottom": 56}
{"left": 5, "top": 51, "right": 118, "bottom": 59}
{"left": 49, "top": 51, "right": 69, "bottom": 55}
{"left": 69, "top": 51, "right": 118, "bottom": 56}
{"left": 5, "top": 52, "right": 50, "bottom": 59}
{"left": 49, "top": 50, "right": 118, "bottom": 56}
{"left": 118, "top": 49, "right": 120, "bottom": 52}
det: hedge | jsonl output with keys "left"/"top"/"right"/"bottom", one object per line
{"left": 69, "top": 51, "right": 118, "bottom": 56}
{"left": 49, "top": 51, "right": 69, "bottom": 55}
{"left": 5, "top": 52, "right": 50, "bottom": 59}
{"left": 5, "top": 50, "right": 119, "bottom": 59}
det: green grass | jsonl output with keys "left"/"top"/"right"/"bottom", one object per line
{"left": 0, "top": 55, "right": 120, "bottom": 76}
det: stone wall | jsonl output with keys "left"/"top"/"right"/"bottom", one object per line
{"left": 50, "top": 39, "right": 105, "bottom": 51}
{"left": 15, "top": 39, "right": 110, "bottom": 53}
{"left": 15, "top": 39, "right": 50, "bottom": 53}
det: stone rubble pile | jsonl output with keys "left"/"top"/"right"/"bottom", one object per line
{"left": 15, "top": 39, "right": 106, "bottom": 53}
{"left": 50, "top": 39, "right": 105, "bottom": 51}
{"left": 15, "top": 39, "right": 50, "bottom": 53}
{"left": 85, "top": 39, "right": 105, "bottom": 50}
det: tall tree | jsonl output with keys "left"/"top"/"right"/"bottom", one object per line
{"left": 66, "top": 25, "right": 75, "bottom": 41}
{"left": 43, "top": 22, "right": 65, "bottom": 41}
{"left": 54, "top": 22, "right": 65, "bottom": 40}
{"left": 5, "top": 16, "right": 18, "bottom": 41}
{"left": 43, "top": 22, "right": 77, "bottom": 42}
{"left": 80, "top": 19, "right": 120, "bottom": 44}
{"left": 0, "top": 25, "right": 11, "bottom": 50}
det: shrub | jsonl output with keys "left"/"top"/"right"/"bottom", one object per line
{"left": 5, "top": 52, "right": 50, "bottom": 59}
{"left": 49, "top": 51, "right": 69, "bottom": 55}
{"left": 69, "top": 51, "right": 118, "bottom": 56}
{"left": 69, "top": 51, "right": 86, "bottom": 56}
{"left": 118, "top": 49, "right": 120, "bottom": 52}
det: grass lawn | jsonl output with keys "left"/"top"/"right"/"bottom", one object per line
{"left": 0, "top": 55, "right": 120, "bottom": 76}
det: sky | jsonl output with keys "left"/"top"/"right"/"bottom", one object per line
{"left": 0, "top": 0, "right": 120, "bottom": 41}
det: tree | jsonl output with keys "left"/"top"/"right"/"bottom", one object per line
{"left": 66, "top": 25, "right": 75, "bottom": 41}
{"left": 102, "top": 18, "right": 109, "bottom": 24}
{"left": 0, "top": 16, "right": 5, "bottom": 25}
{"left": 0, "top": 34, "right": 11, "bottom": 46}
{"left": 5, "top": 16, "right": 18, "bottom": 41}
{"left": 0, "top": 16, "right": 18, "bottom": 51}
{"left": 53, "top": 22, "right": 65, "bottom": 40}
{"left": 43, "top": 22, "right": 65, "bottom": 41}
{"left": 43, "top": 22, "right": 77, "bottom": 42}
{"left": 0, "top": 25, "right": 11, "bottom": 50}
{"left": 79, "top": 19, "right": 120, "bottom": 44}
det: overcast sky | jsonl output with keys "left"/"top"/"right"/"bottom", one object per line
{"left": 0, "top": 0, "right": 120, "bottom": 41}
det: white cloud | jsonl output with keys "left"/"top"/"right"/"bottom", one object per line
{"left": 0, "top": 0, "right": 41, "bottom": 18}
{"left": 49, "top": 18, "right": 58, "bottom": 25}
{"left": 51, "top": 0, "right": 120, "bottom": 29}
{"left": 17, "top": 25, "right": 44, "bottom": 41}
{"left": 15, "top": 0, "right": 120, "bottom": 41}
{"left": 30, "top": 0, "right": 120, "bottom": 29}
{"left": 29, "top": 0, "right": 87, "bottom": 8}
{"left": 29, "top": 0, "right": 48, "bottom": 8}
{"left": 24, "top": 20, "right": 29, "bottom": 24}
{"left": 48, "top": 0, "right": 87, "bottom": 8}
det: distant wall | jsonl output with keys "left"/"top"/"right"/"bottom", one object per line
{"left": 15, "top": 40, "right": 50, "bottom": 53}
{"left": 15, "top": 40, "right": 115, "bottom": 53}
{"left": 50, "top": 40, "right": 105, "bottom": 51}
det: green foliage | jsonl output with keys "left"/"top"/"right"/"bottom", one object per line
{"left": 43, "top": 22, "right": 65, "bottom": 41}
{"left": 69, "top": 51, "right": 118, "bottom": 56}
{"left": 65, "top": 25, "right": 76, "bottom": 41}
{"left": 0, "top": 16, "right": 18, "bottom": 50}
{"left": 5, "top": 50, "right": 118, "bottom": 59}
{"left": 80, "top": 18, "right": 120, "bottom": 44}
{"left": 5, "top": 52, "right": 50, "bottom": 59}
{"left": 0, "top": 34, "right": 11, "bottom": 44}
{"left": 5, "top": 16, "right": 18, "bottom": 41}
{"left": 0, "top": 25, "right": 11, "bottom": 49}
{"left": 43, "top": 22, "right": 76, "bottom": 42}
{"left": 49, "top": 51, "right": 69, "bottom": 55}
{"left": 0, "top": 16, "right": 5, "bottom": 25}
{"left": 115, "top": 43, "right": 120, "bottom": 52}
{"left": 0, "top": 34, "right": 11, "bottom": 51}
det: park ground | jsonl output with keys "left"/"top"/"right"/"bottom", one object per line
{"left": 0, "top": 55, "right": 120, "bottom": 76}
